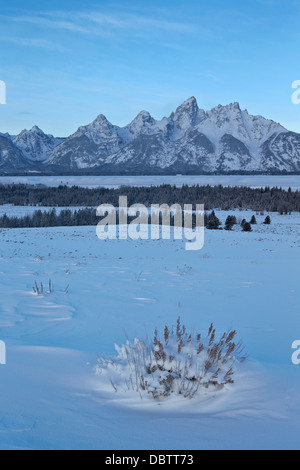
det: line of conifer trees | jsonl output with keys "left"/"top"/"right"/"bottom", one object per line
{"left": 0, "top": 184, "right": 298, "bottom": 213}
{"left": 0, "top": 208, "right": 272, "bottom": 230}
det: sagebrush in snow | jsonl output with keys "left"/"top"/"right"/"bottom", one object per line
{"left": 96, "top": 318, "right": 247, "bottom": 400}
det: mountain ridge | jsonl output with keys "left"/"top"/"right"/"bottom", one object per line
{"left": 1, "top": 97, "right": 300, "bottom": 174}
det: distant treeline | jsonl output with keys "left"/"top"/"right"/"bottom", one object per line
{"left": 0, "top": 207, "right": 200, "bottom": 229}
{"left": 0, "top": 208, "right": 98, "bottom": 229}
{"left": 0, "top": 207, "right": 252, "bottom": 230}
{"left": 0, "top": 183, "right": 299, "bottom": 213}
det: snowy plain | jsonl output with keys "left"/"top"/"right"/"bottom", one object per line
{"left": 0, "top": 210, "right": 300, "bottom": 449}
{"left": 1, "top": 174, "right": 300, "bottom": 190}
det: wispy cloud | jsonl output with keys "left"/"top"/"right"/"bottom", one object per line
{"left": 1, "top": 9, "right": 196, "bottom": 41}
{"left": 0, "top": 36, "right": 67, "bottom": 51}
{"left": 78, "top": 11, "right": 195, "bottom": 34}
{"left": 4, "top": 15, "right": 94, "bottom": 35}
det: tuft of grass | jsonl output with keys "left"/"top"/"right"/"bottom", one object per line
{"left": 96, "top": 317, "right": 247, "bottom": 400}
{"left": 33, "top": 279, "right": 53, "bottom": 295}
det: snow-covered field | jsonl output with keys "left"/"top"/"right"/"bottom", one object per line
{"left": 0, "top": 211, "right": 300, "bottom": 450}
{"left": 1, "top": 175, "right": 300, "bottom": 190}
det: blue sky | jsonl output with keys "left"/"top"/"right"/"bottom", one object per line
{"left": 0, "top": 0, "right": 300, "bottom": 136}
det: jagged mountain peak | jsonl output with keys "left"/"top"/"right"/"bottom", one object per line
{"left": 13, "top": 125, "right": 63, "bottom": 162}
{"left": 127, "top": 110, "right": 156, "bottom": 136}
{"left": 212, "top": 102, "right": 241, "bottom": 110}
{"left": 226, "top": 102, "right": 241, "bottom": 110}
{"left": 176, "top": 96, "right": 198, "bottom": 111}
{"left": 92, "top": 114, "right": 111, "bottom": 125}
{"left": 17, "top": 126, "right": 49, "bottom": 138}
{"left": 74, "top": 113, "right": 118, "bottom": 140}
{"left": 91, "top": 114, "right": 114, "bottom": 132}
{"left": 135, "top": 110, "right": 152, "bottom": 119}
{"left": 30, "top": 125, "right": 44, "bottom": 134}
{"left": 173, "top": 96, "right": 205, "bottom": 131}
{"left": 209, "top": 101, "right": 242, "bottom": 117}
{"left": 0, "top": 132, "right": 12, "bottom": 139}
{"left": 132, "top": 110, "right": 153, "bottom": 123}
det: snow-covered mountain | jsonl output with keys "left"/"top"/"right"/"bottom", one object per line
{"left": 0, "top": 135, "right": 27, "bottom": 169}
{"left": 1, "top": 97, "right": 300, "bottom": 173}
{"left": 13, "top": 126, "right": 64, "bottom": 162}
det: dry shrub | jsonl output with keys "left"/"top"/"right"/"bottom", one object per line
{"left": 96, "top": 317, "right": 247, "bottom": 400}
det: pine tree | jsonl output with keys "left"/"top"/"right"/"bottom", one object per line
{"left": 225, "top": 215, "right": 237, "bottom": 231}
{"left": 206, "top": 211, "right": 222, "bottom": 230}
{"left": 242, "top": 222, "right": 252, "bottom": 232}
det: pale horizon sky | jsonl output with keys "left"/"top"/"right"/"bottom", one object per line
{"left": 0, "top": 0, "right": 300, "bottom": 137}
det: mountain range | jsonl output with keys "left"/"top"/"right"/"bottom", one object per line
{"left": 1, "top": 97, "right": 300, "bottom": 174}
